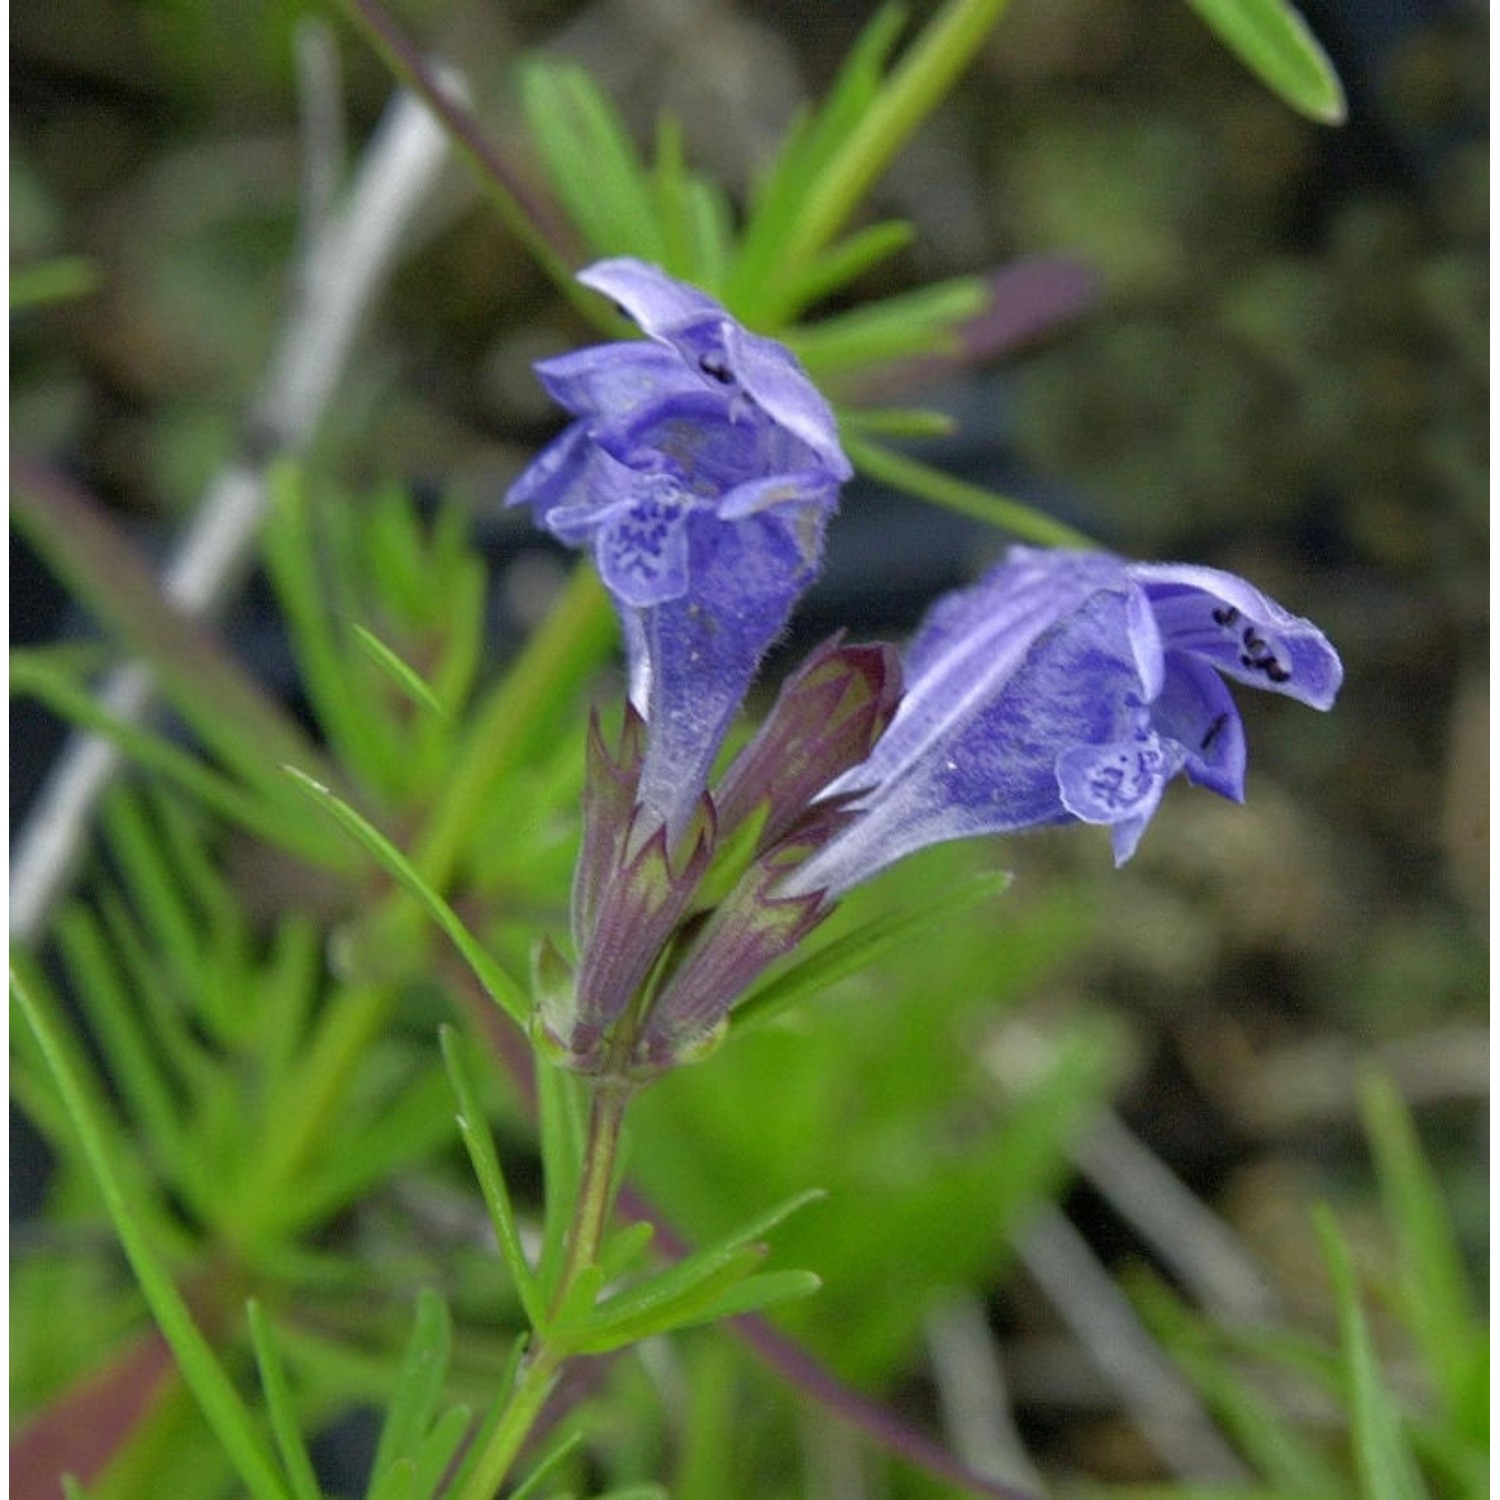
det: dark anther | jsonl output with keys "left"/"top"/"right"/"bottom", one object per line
{"left": 1266, "top": 662, "right": 1292, "bottom": 683}
{"left": 1242, "top": 627, "right": 1266, "bottom": 652}
{"left": 1212, "top": 605, "right": 1239, "bottom": 627}
{"left": 699, "top": 352, "right": 733, "bottom": 384}
{"left": 1199, "top": 713, "right": 1229, "bottom": 751}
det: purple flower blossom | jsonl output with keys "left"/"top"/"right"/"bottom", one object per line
{"left": 507, "top": 258, "right": 850, "bottom": 841}
{"left": 786, "top": 547, "right": 1343, "bottom": 895}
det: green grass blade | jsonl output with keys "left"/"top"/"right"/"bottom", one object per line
{"left": 843, "top": 432, "right": 1097, "bottom": 547}
{"left": 55, "top": 905, "right": 187, "bottom": 1180}
{"left": 10, "top": 459, "right": 331, "bottom": 796}
{"left": 1314, "top": 1206, "right": 1431, "bottom": 1500}
{"left": 509, "top": 1430, "right": 585, "bottom": 1500}
{"left": 369, "top": 1290, "right": 452, "bottom": 1483}
{"left": 1359, "top": 1071, "right": 1485, "bottom": 1441}
{"left": 1184, "top": 0, "right": 1346, "bottom": 124}
{"left": 839, "top": 405, "right": 957, "bottom": 438}
{"left": 519, "top": 61, "right": 666, "bottom": 262}
{"left": 788, "top": 276, "right": 989, "bottom": 376}
{"left": 246, "top": 1301, "right": 323, "bottom": 1500}
{"left": 534, "top": 1058, "right": 589, "bottom": 1295}
{"left": 405, "top": 1405, "right": 474, "bottom": 1499}
{"left": 10, "top": 654, "right": 349, "bottom": 870}
{"left": 284, "top": 768, "right": 529, "bottom": 1025}
{"left": 439, "top": 1027, "right": 545, "bottom": 1325}
{"left": 349, "top": 624, "right": 448, "bottom": 719}
{"left": 765, "top": 219, "right": 915, "bottom": 323}
{"left": 10, "top": 964, "right": 292, "bottom": 1500}
{"left": 10, "top": 254, "right": 101, "bottom": 310}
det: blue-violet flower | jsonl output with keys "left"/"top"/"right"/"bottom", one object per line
{"left": 507, "top": 258, "right": 850, "bottom": 842}
{"left": 786, "top": 546, "right": 1343, "bottom": 895}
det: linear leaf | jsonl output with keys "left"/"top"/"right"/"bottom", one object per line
{"left": 1184, "top": 0, "right": 1346, "bottom": 124}
{"left": 349, "top": 624, "right": 447, "bottom": 719}
{"left": 1315, "top": 1206, "right": 1430, "bottom": 1500}
{"left": 440, "top": 1027, "right": 546, "bottom": 1325}
{"left": 11, "top": 458, "right": 331, "bottom": 794}
{"left": 10, "top": 965, "right": 291, "bottom": 1500}
{"left": 246, "top": 1302, "right": 323, "bottom": 1500}
{"left": 10, "top": 654, "right": 350, "bottom": 869}
{"left": 1359, "top": 1071, "right": 1484, "bottom": 1441}
{"left": 369, "top": 1290, "right": 452, "bottom": 1484}
{"left": 843, "top": 433, "right": 1096, "bottom": 547}
{"left": 284, "top": 769, "right": 529, "bottom": 1024}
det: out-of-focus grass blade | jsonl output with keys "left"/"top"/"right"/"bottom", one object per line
{"left": 1184, "top": 0, "right": 1346, "bottom": 124}
{"left": 368, "top": 1290, "right": 452, "bottom": 1485}
{"left": 284, "top": 768, "right": 529, "bottom": 1024}
{"left": 1314, "top": 1206, "right": 1430, "bottom": 1500}
{"left": 350, "top": 625, "right": 447, "bottom": 719}
{"left": 768, "top": 219, "right": 915, "bottom": 323}
{"left": 10, "top": 965, "right": 292, "bottom": 1500}
{"left": 1359, "top": 1071, "right": 1486, "bottom": 1443}
{"left": 11, "top": 458, "right": 331, "bottom": 794}
{"left": 509, "top": 1431, "right": 584, "bottom": 1500}
{"left": 11, "top": 653, "right": 350, "bottom": 870}
{"left": 246, "top": 1301, "right": 323, "bottom": 1500}
{"left": 10, "top": 255, "right": 101, "bottom": 310}
{"left": 788, "top": 276, "right": 989, "bottom": 376}
{"left": 520, "top": 61, "right": 666, "bottom": 262}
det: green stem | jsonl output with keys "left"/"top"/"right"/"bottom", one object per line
{"left": 328, "top": 0, "right": 588, "bottom": 307}
{"left": 844, "top": 432, "right": 1097, "bottom": 549}
{"left": 454, "top": 1079, "right": 633, "bottom": 1500}
{"left": 550, "top": 1082, "right": 633, "bottom": 1317}
{"left": 779, "top": 0, "right": 1015, "bottom": 271}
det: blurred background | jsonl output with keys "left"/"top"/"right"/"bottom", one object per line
{"left": 12, "top": 0, "right": 1488, "bottom": 1488}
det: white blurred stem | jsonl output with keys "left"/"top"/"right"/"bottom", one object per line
{"left": 10, "top": 73, "right": 454, "bottom": 942}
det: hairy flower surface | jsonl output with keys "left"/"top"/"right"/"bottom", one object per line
{"left": 508, "top": 258, "right": 850, "bottom": 840}
{"left": 787, "top": 547, "right": 1343, "bottom": 895}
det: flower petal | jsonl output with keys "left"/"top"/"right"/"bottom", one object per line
{"left": 577, "top": 257, "right": 724, "bottom": 335}
{"left": 1131, "top": 563, "right": 1343, "bottom": 709}
{"left": 1153, "top": 654, "right": 1247, "bottom": 802}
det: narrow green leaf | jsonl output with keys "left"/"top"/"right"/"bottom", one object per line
{"left": 10, "top": 654, "right": 349, "bottom": 869}
{"left": 405, "top": 1405, "right": 474, "bottom": 1500}
{"left": 599, "top": 1218, "right": 657, "bottom": 1283}
{"left": 262, "top": 466, "right": 394, "bottom": 790}
{"left": 10, "top": 965, "right": 292, "bottom": 1500}
{"left": 837, "top": 405, "right": 957, "bottom": 439}
{"left": 55, "top": 904, "right": 187, "bottom": 1179}
{"left": 843, "top": 432, "right": 1097, "bottom": 547}
{"left": 10, "top": 457, "right": 332, "bottom": 795}
{"left": 788, "top": 276, "right": 989, "bottom": 376}
{"left": 671, "top": 1268, "right": 823, "bottom": 1324}
{"left": 776, "top": 0, "right": 1016, "bottom": 272}
{"left": 365, "top": 1458, "right": 416, "bottom": 1500}
{"left": 61, "top": 1478, "right": 91, "bottom": 1500}
{"left": 246, "top": 1301, "right": 323, "bottom": 1500}
{"left": 509, "top": 1430, "right": 585, "bottom": 1500}
{"left": 349, "top": 624, "right": 448, "bottom": 718}
{"left": 519, "top": 61, "right": 665, "bottom": 262}
{"left": 440, "top": 1027, "right": 546, "bottom": 1325}
{"left": 284, "top": 768, "right": 529, "bottom": 1024}
{"left": 268, "top": 1067, "right": 460, "bottom": 1235}
{"left": 1360, "top": 1071, "right": 1484, "bottom": 1439}
{"left": 733, "top": 869, "right": 1008, "bottom": 1034}
{"left": 767, "top": 219, "right": 916, "bottom": 323}
{"left": 727, "top": 2, "right": 909, "bottom": 317}
{"left": 1184, "top": 0, "right": 1346, "bottom": 124}
{"left": 1314, "top": 1206, "right": 1430, "bottom": 1500}
{"left": 565, "top": 1187, "right": 825, "bottom": 1349}
{"left": 11, "top": 256, "right": 102, "bottom": 309}
{"left": 369, "top": 1290, "right": 452, "bottom": 1484}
